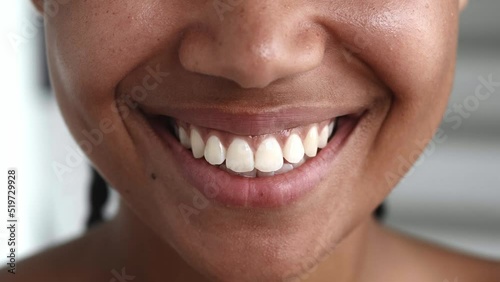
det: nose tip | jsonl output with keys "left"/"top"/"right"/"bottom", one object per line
{"left": 179, "top": 7, "right": 326, "bottom": 89}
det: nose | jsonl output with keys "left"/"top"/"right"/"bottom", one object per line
{"left": 179, "top": 2, "right": 326, "bottom": 89}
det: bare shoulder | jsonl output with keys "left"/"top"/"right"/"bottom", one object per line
{"left": 0, "top": 223, "right": 117, "bottom": 282}
{"left": 373, "top": 223, "right": 500, "bottom": 282}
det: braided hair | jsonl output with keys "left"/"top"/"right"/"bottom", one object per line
{"left": 86, "top": 168, "right": 109, "bottom": 229}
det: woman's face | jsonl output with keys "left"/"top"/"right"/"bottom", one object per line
{"left": 39, "top": 0, "right": 462, "bottom": 280}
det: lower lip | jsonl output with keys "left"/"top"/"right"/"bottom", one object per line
{"left": 149, "top": 115, "right": 360, "bottom": 208}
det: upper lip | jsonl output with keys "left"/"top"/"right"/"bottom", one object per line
{"left": 141, "top": 104, "right": 365, "bottom": 136}
{"left": 119, "top": 63, "right": 383, "bottom": 136}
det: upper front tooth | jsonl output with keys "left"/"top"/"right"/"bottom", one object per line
{"left": 328, "top": 121, "right": 335, "bottom": 137}
{"left": 255, "top": 137, "right": 284, "bottom": 172}
{"left": 304, "top": 126, "right": 319, "bottom": 157}
{"left": 318, "top": 126, "right": 329, "bottom": 149}
{"left": 204, "top": 135, "right": 226, "bottom": 165}
{"left": 190, "top": 128, "right": 205, "bottom": 159}
{"left": 283, "top": 134, "right": 305, "bottom": 164}
{"left": 226, "top": 138, "right": 255, "bottom": 173}
{"left": 179, "top": 127, "right": 191, "bottom": 149}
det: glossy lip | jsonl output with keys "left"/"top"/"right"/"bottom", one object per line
{"left": 145, "top": 111, "right": 363, "bottom": 208}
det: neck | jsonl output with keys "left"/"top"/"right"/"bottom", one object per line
{"left": 108, "top": 201, "right": 380, "bottom": 282}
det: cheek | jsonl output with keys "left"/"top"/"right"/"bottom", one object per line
{"left": 44, "top": 1, "right": 185, "bottom": 121}
{"left": 316, "top": 1, "right": 459, "bottom": 207}
{"left": 364, "top": 2, "right": 459, "bottom": 203}
{"left": 43, "top": 1, "right": 186, "bottom": 187}
{"left": 329, "top": 0, "right": 459, "bottom": 103}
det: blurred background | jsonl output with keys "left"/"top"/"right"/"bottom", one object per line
{"left": 0, "top": 1, "right": 499, "bottom": 263}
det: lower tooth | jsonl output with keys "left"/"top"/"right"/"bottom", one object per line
{"left": 239, "top": 169, "right": 257, "bottom": 178}
{"left": 275, "top": 163, "right": 294, "bottom": 175}
{"left": 291, "top": 157, "right": 307, "bottom": 169}
{"left": 220, "top": 156, "right": 307, "bottom": 177}
{"left": 257, "top": 171, "right": 275, "bottom": 177}
{"left": 220, "top": 160, "right": 307, "bottom": 177}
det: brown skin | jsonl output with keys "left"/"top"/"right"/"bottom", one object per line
{"left": 3, "top": 0, "right": 499, "bottom": 281}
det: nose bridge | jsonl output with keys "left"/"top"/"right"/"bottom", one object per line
{"left": 179, "top": 1, "right": 325, "bottom": 89}
{"left": 217, "top": 1, "right": 286, "bottom": 42}
{"left": 217, "top": 3, "right": 286, "bottom": 81}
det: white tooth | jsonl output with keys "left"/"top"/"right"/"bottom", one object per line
{"left": 304, "top": 126, "right": 319, "bottom": 157}
{"left": 283, "top": 134, "right": 305, "bottom": 164}
{"left": 328, "top": 121, "right": 335, "bottom": 137}
{"left": 204, "top": 136, "right": 226, "bottom": 165}
{"left": 257, "top": 170, "right": 275, "bottom": 177}
{"left": 179, "top": 127, "right": 191, "bottom": 149}
{"left": 190, "top": 128, "right": 205, "bottom": 159}
{"left": 239, "top": 169, "right": 257, "bottom": 178}
{"left": 291, "top": 157, "right": 306, "bottom": 169}
{"left": 275, "top": 163, "right": 294, "bottom": 175}
{"left": 226, "top": 138, "right": 254, "bottom": 173}
{"left": 220, "top": 163, "right": 256, "bottom": 177}
{"left": 255, "top": 137, "right": 284, "bottom": 173}
{"left": 173, "top": 123, "right": 180, "bottom": 138}
{"left": 318, "top": 126, "right": 329, "bottom": 149}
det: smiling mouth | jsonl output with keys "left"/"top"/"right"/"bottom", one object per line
{"left": 142, "top": 109, "right": 363, "bottom": 207}
{"left": 164, "top": 117, "right": 337, "bottom": 178}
